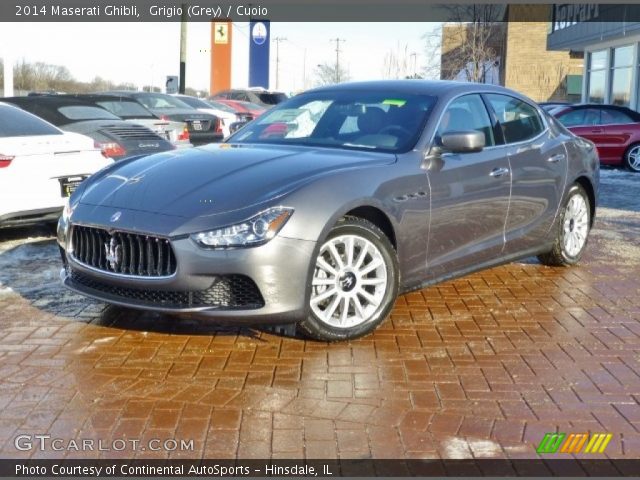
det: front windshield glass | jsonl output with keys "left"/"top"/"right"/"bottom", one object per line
{"left": 228, "top": 90, "right": 436, "bottom": 153}
{"left": 137, "top": 94, "right": 191, "bottom": 110}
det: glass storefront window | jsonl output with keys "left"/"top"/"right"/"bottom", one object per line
{"left": 610, "top": 45, "right": 633, "bottom": 106}
{"left": 588, "top": 50, "right": 607, "bottom": 104}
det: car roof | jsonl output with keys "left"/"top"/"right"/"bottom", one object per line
{"left": 562, "top": 103, "right": 634, "bottom": 110}
{"left": 304, "top": 79, "right": 527, "bottom": 99}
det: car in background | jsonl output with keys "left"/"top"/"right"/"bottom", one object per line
{"left": 172, "top": 94, "right": 236, "bottom": 137}
{"left": 539, "top": 101, "right": 570, "bottom": 112}
{"left": 70, "top": 95, "right": 191, "bottom": 149}
{"left": 3, "top": 96, "right": 174, "bottom": 161}
{"left": 213, "top": 99, "right": 266, "bottom": 120}
{"left": 551, "top": 103, "right": 640, "bottom": 172}
{"left": 57, "top": 80, "right": 598, "bottom": 341}
{"left": 212, "top": 87, "right": 287, "bottom": 108}
{"left": 0, "top": 102, "right": 111, "bottom": 227}
{"left": 102, "top": 91, "right": 223, "bottom": 145}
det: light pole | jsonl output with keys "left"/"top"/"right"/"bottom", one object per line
{"left": 273, "top": 36, "right": 287, "bottom": 91}
{"left": 331, "top": 38, "right": 345, "bottom": 83}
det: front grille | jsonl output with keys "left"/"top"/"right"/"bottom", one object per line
{"left": 101, "top": 125, "right": 163, "bottom": 140}
{"left": 69, "top": 270, "right": 264, "bottom": 309}
{"left": 71, "top": 225, "right": 176, "bottom": 277}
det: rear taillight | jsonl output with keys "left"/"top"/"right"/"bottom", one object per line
{"left": 94, "top": 141, "right": 126, "bottom": 159}
{"left": 0, "top": 154, "right": 14, "bottom": 168}
{"left": 178, "top": 126, "right": 190, "bottom": 141}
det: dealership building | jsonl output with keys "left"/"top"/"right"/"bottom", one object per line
{"left": 547, "top": 4, "right": 640, "bottom": 109}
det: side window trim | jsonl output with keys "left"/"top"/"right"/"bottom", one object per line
{"left": 480, "top": 93, "right": 505, "bottom": 146}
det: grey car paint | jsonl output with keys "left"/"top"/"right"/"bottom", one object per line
{"left": 57, "top": 81, "right": 599, "bottom": 325}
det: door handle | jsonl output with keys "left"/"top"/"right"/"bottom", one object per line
{"left": 489, "top": 167, "right": 510, "bottom": 178}
{"left": 548, "top": 153, "right": 566, "bottom": 163}
{"left": 591, "top": 129, "right": 603, "bottom": 133}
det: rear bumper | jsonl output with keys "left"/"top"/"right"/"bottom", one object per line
{"left": 189, "top": 131, "right": 224, "bottom": 145}
{"left": 0, "top": 207, "right": 62, "bottom": 228}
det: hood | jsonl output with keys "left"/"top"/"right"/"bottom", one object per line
{"left": 77, "top": 143, "right": 396, "bottom": 218}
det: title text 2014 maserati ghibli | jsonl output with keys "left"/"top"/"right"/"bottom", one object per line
{"left": 58, "top": 81, "right": 599, "bottom": 341}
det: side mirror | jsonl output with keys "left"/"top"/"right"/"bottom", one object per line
{"left": 440, "top": 131, "right": 485, "bottom": 153}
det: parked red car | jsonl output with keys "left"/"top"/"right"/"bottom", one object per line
{"left": 211, "top": 99, "right": 266, "bottom": 120}
{"left": 551, "top": 104, "right": 640, "bottom": 172}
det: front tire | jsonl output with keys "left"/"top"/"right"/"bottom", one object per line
{"left": 298, "top": 216, "right": 399, "bottom": 342}
{"left": 538, "top": 184, "right": 591, "bottom": 266}
{"left": 624, "top": 143, "right": 640, "bottom": 172}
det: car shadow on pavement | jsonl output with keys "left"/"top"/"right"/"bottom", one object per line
{"left": 0, "top": 236, "right": 300, "bottom": 340}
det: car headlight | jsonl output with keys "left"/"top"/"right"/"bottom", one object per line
{"left": 191, "top": 207, "right": 293, "bottom": 249}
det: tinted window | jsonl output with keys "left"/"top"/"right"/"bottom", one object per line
{"left": 436, "top": 94, "right": 495, "bottom": 147}
{"left": 486, "top": 94, "right": 544, "bottom": 143}
{"left": 0, "top": 104, "right": 61, "bottom": 137}
{"left": 177, "top": 96, "right": 210, "bottom": 109}
{"left": 96, "top": 101, "right": 155, "bottom": 119}
{"left": 136, "top": 94, "right": 191, "bottom": 110}
{"left": 601, "top": 108, "right": 634, "bottom": 125}
{"left": 230, "top": 91, "right": 436, "bottom": 153}
{"left": 258, "top": 93, "right": 287, "bottom": 105}
{"left": 58, "top": 106, "right": 120, "bottom": 121}
{"left": 207, "top": 101, "right": 237, "bottom": 113}
{"left": 556, "top": 108, "right": 601, "bottom": 127}
{"left": 231, "top": 92, "right": 250, "bottom": 102}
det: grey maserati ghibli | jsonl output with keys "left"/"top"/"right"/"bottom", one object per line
{"left": 58, "top": 81, "right": 599, "bottom": 341}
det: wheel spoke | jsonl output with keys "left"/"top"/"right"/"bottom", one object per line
{"left": 360, "top": 277, "right": 386, "bottom": 286}
{"left": 345, "top": 236, "right": 355, "bottom": 266}
{"left": 340, "top": 297, "right": 349, "bottom": 324}
{"left": 312, "top": 277, "right": 335, "bottom": 286}
{"left": 324, "top": 295, "right": 341, "bottom": 319}
{"left": 358, "top": 289, "right": 381, "bottom": 308}
{"left": 311, "top": 288, "right": 338, "bottom": 305}
{"left": 328, "top": 242, "right": 345, "bottom": 269}
{"left": 359, "top": 258, "right": 384, "bottom": 276}
{"left": 316, "top": 257, "right": 337, "bottom": 276}
{"left": 354, "top": 243, "right": 368, "bottom": 270}
{"left": 353, "top": 295, "right": 366, "bottom": 319}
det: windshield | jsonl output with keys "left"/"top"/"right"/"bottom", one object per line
{"left": 228, "top": 90, "right": 436, "bottom": 153}
{"left": 58, "top": 106, "right": 121, "bottom": 121}
{"left": 207, "top": 100, "right": 237, "bottom": 114}
{"left": 95, "top": 100, "right": 155, "bottom": 119}
{"left": 136, "top": 94, "right": 192, "bottom": 110}
{"left": 176, "top": 96, "right": 209, "bottom": 109}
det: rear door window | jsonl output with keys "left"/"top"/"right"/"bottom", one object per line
{"left": 601, "top": 108, "right": 634, "bottom": 125}
{"left": 0, "top": 105, "right": 62, "bottom": 137}
{"left": 486, "top": 94, "right": 544, "bottom": 143}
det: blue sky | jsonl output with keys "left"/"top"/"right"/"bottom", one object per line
{"left": 1, "top": 22, "right": 441, "bottom": 94}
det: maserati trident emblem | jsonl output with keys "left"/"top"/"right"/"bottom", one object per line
{"left": 105, "top": 237, "right": 122, "bottom": 270}
{"left": 110, "top": 211, "right": 122, "bottom": 222}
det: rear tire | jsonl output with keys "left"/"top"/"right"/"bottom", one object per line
{"left": 537, "top": 184, "right": 591, "bottom": 267}
{"left": 624, "top": 143, "right": 640, "bottom": 172}
{"left": 298, "top": 216, "right": 399, "bottom": 342}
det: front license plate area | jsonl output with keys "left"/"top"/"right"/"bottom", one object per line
{"left": 59, "top": 176, "right": 87, "bottom": 197}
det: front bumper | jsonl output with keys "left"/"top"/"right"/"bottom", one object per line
{"left": 58, "top": 219, "right": 316, "bottom": 324}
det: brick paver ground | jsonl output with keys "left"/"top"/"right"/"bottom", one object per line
{"left": 0, "top": 169, "right": 638, "bottom": 460}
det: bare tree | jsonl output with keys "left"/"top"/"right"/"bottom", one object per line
{"left": 427, "top": 5, "right": 506, "bottom": 83}
{"left": 381, "top": 43, "right": 410, "bottom": 80}
{"left": 314, "top": 62, "right": 350, "bottom": 87}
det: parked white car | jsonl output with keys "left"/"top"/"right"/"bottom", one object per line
{"left": 0, "top": 102, "right": 112, "bottom": 227}
{"left": 172, "top": 94, "right": 236, "bottom": 137}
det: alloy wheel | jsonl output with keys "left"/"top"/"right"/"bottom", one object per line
{"left": 627, "top": 145, "right": 640, "bottom": 172}
{"left": 562, "top": 193, "right": 589, "bottom": 257}
{"left": 310, "top": 234, "right": 388, "bottom": 329}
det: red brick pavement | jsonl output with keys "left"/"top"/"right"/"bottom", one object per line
{"left": 0, "top": 212, "right": 638, "bottom": 460}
